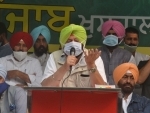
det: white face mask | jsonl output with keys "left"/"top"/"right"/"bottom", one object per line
{"left": 13, "top": 51, "right": 27, "bottom": 61}
{"left": 63, "top": 41, "right": 83, "bottom": 56}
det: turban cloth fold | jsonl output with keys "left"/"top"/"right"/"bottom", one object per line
{"left": 59, "top": 24, "right": 87, "bottom": 47}
{"left": 10, "top": 32, "right": 33, "bottom": 50}
{"left": 0, "top": 64, "right": 7, "bottom": 80}
{"left": 113, "top": 63, "right": 139, "bottom": 84}
{"left": 102, "top": 20, "right": 125, "bottom": 39}
{"left": 30, "top": 25, "right": 51, "bottom": 44}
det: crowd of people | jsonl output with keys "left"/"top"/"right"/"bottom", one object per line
{"left": 0, "top": 20, "right": 150, "bottom": 113}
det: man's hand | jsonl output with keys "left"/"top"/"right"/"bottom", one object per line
{"left": 63, "top": 55, "right": 78, "bottom": 70}
{"left": 84, "top": 49, "right": 101, "bottom": 68}
{"left": 7, "top": 70, "right": 19, "bottom": 80}
{"left": 7, "top": 70, "right": 31, "bottom": 83}
{"left": 16, "top": 84, "right": 27, "bottom": 88}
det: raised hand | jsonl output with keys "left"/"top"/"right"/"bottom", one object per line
{"left": 84, "top": 49, "right": 101, "bottom": 68}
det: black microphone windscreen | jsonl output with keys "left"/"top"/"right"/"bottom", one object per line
{"left": 70, "top": 47, "right": 75, "bottom": 55}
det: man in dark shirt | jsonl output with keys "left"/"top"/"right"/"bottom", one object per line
{"left": 113, "top": 63, "right": 150, "bottom": 113}
{"left": 0, "top": 22, "right": 13, "bottom": 58}
{"left": 138, "top": 60, "right": 150, "bottom": 99}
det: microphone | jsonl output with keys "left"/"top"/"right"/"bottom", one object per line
{"left": 70, "top": 47, "right": 75, "bottom": 71}
{"left": 70, "top": 47, "right": 75, "bottom": 56}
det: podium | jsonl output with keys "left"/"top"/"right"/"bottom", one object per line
{"left": 25, "top": 87, "right": 121, "bottom": 113}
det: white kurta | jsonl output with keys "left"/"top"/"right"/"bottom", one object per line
{"left": 135, "top": 52, "right": 150, "bottom": 65}
{"left": 0, "top": 54, "right": 43, "bottom": 86}
{"left": 29, "top": 53, "right": 49, "bottom": 72}
{"left": 42, "top": 52, "right": 107, "bottom": 84}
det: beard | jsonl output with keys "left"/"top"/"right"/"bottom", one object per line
{"left": 118, "top": 82, "right": 134, "bottom": 95}
{"left": 34, "top": 45, "right": 48, "bottom": 57}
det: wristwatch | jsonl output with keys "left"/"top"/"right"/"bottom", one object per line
{"left": 88, "top": 67, "right": 97, "bottom": 74}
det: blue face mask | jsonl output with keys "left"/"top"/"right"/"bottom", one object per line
{"left": 103, "top": 35, "right": 119, "bottom": 46}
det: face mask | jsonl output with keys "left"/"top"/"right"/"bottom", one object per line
{"left": 103, "top": 35, "right": 119, "bottom": 46}
{"left": 63, "top": 41, "right": 83, "bottom": 56}
{"left": 13, "top": 51, "right": 27, "bottom": 61}
{"left": 124, "top": 43, "right": 137, "bottom": 53}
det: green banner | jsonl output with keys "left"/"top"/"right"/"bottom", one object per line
{"left": 1, "top": 0, "right": 150, "bottom": 47}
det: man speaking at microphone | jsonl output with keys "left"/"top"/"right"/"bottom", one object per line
{"left": 41, "top": 24, "right": 107, "bottom": 87}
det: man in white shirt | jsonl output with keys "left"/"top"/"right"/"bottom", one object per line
{"left": 42, "top": 24, "right": 107, "bottom": 87}
{"left": 113, "top": 63, "right": 150, "bottom": 113}
{"left": 0, "top": 64, "right": 27, "bottom": 113}
{"left": 124, "top": 27, "right": 150, "bottom": 66}
{"left": 0, "top": 31, "right": 43, "bottom": 87}
{"left": 30, "top": 25, "right": 51, "bottom": 71}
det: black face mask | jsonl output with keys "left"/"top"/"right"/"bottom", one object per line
{"left": 34, "top": 45, "right": 48, "bottom": 57}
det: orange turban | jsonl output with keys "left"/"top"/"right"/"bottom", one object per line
{"left": 10, "top": 32, "right": 33, "bottom": 50}
{"left": 113, "top": 63, "right": 139, "bottom": 85}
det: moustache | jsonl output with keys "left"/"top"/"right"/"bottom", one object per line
{"left": 123, "top": 83, "right": 133, "bottom": 88}
{"left": 39, "top": 45, "right": 46, "bottom": 50}
{"left": 128, "top": 44, "right": 137, "bottom": 46}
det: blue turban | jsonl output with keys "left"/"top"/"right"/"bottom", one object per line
{"left": 0, "top": 64, "right": 7, "bottom": 80}
{"left": 30, "top": 25, "right": 51, "bottom": 44}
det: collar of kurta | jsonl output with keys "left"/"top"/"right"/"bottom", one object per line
{"left": 32, "top": 53, "right": 49, "bottom": 65}
{"left": 6, "top": 54, "right": 33, "bottom": 67}
{"left": 123, "top": 92, "right": 132, "bottom": 102}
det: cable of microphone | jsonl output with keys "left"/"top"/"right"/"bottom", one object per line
{"left": 70, "top": 47, "right": 75, "bottom": 71}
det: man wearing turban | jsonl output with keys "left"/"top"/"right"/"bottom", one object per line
{"left": 42, "top": 24, "right": 107, "bottom": 87}
{"left": 30, "top": 25, "right": 51, "bottom": 71}
{"left": 0, "top": 31, "right": 43, "bottom": 87}
{"left": 98, "top": 20, "right": 136, "bottom": 85}
{"left": 0, "top": 64, "right": 27, "bottom": 113}
{"left": 113, "top": 63, "right": 150, "bottom": 113}
{"left": 0, "top": 22, "right": 13, "bottom": 58}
